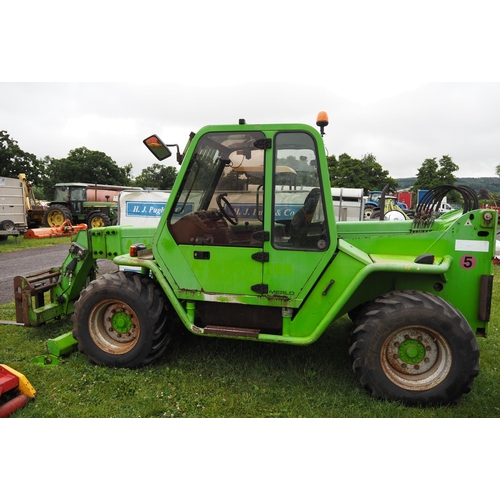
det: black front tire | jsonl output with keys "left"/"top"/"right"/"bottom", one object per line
{"left": 44, "top": 204, "right": 73, "bottom": 227}
{"left": 349, "top": 290, "right": 479, "bottom": 406}
{"left": 87, "top": 211, "right": 111, "bottom": 228}
{"left": 72, "top": 272, "right": 173, "bottom": 368}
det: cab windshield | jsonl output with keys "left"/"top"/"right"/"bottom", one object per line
{"left": 167, "top": 131, "right": 267, "bottom": 246}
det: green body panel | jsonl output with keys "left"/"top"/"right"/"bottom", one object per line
{"left": 174, "top": 244, "right": 332, "bottom": 307}
{"left": 178, "top": 245, "right": 261, "bottom": 297}
{"left": 90, "top": 225, "right": 157, "bottom": 259}
{"left": 336, "top": 209, "right": 495, "bottom": 333}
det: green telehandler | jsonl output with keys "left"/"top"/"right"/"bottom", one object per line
{"left": 14, "top": 112, "right": 496, "bottom": 406}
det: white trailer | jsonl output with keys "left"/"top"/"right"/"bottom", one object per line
{"left": 117, "top": 189, "right": 171, "bottom": 271}
{"left": 117, "top": 189, "right": 171, "bottom": 227}
{"left": 0, "top": 176, "right": 26, "bottom": 232}
{"left": 331, "top": 187, "right": 365, "bottom": 221}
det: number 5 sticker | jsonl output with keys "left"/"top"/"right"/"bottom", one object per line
{"left": 460, "top": 255, "right": 476, "bottom": 269}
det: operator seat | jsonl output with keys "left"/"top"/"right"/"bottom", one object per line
{"left": 289, "top": 188, "right": 321, "bottom": 246}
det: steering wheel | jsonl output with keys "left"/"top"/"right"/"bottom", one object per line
{"left": 216, "top": 193, "right": 239, "bottom": 225}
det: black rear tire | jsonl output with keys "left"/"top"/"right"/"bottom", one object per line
{"left": 72, "top": 272, "right": 173, "bottom": 368}
{"left": 349, "top": 290, "right": 479, "bottom": 406}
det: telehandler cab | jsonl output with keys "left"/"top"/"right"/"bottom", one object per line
{"left": 14, "top": 112, "right": 496, "bottom": 406}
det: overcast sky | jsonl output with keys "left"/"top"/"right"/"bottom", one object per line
{"left": 2, "top": 82, "right": 499, "bottom": 181}
{"left": 3, "top": 1, "right": 499, "bottom": 183}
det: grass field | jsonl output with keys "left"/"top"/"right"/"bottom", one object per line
{"left": 1, "top": 235, "right": 499, "bottom": 418}
{"left": 0, "top": 233, "right": 74, "bottom": 253}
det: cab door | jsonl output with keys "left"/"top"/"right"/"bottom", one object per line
{"left": 261, "top": 130, "right": 336, "bottom": 306}
{"left": 157, "top": 129, "right": 268, "bottom": 300}
{"left": 69, "top": 186, "right": 85, "bottom": 216}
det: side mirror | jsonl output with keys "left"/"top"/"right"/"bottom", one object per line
{"left": 143, "top": 135, "right": 172, "bottom": 161}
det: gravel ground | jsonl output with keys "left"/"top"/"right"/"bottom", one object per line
{"left": 0, "top": 245, "right": 117, "bottom": 305}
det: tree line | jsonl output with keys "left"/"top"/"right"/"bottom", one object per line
{"left": 398, "top": 176, "right": 500, "bottom": 198}
{"left": 328, "top": 153, "right": 465, "bottom": 201}
{"left": 1, "top": 129, "right": 498, "bottom": 205}
{"left": 328, "top": 153, "right": 500, "bottom": 204}
{"left": 0, "top": 130, "right": 177, "bottom": 199}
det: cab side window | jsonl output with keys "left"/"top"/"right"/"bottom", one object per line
{"left": 272, "top": 132, "right": 328, "bottom": 250}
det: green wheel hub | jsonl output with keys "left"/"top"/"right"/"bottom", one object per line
{"left": 112, "top": 311, "right": 133, "bottom": 333}
{"left": 398, "top": 339, "right": 426, "bottom": 364}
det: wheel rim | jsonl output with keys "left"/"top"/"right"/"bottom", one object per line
{"left": 88, "top": 299, "right": 140, "bottom": 355}
{"left": 47, "top": 210, "right": 66, "bottom": 226}
{"left": 1, "top": 220, "right": 15, "bottom": 231}
{"left": 380, "top": 326, "right": 452, "bottom": 391}
{"left": 364, "top": 207, "right": 373, "bottom": 219}
{"left": 90, "top": 216, "right": 106, "bottom": 228}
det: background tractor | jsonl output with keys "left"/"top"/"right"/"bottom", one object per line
{"left": 43, "top": 183, "right": 141, "bottom": 228}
